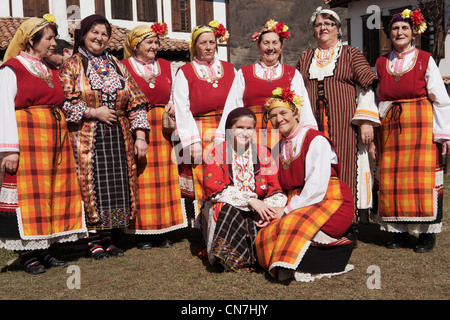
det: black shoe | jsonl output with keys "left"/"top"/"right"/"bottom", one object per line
{"left": 105, "top": 245, "right": 124, "bottom": 257}
{"left": 414, "top": 233, "right": 436, "bottom": 253}
{"left": 22, "top": 258, "right": 46, "bottom": 275}
{"left": 386, "top": 232, "right": 409, "bottom": 249}
{"left": 39, "top": 252, "right": 68, "bottom": 268}
{"left": 158, "top": 238, "right": 173, "bottom": 248}
{"left": 91, "top": 249, "right": 110, "bottom": 260}
{"left": 137, "top": 241, "right": 153, "bottom": 250}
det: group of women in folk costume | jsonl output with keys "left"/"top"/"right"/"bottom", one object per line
{"left": 1, "top": 5, "right": 449, "bottom": 281}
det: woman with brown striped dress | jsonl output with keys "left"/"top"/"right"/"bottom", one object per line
{"left": 296, "top": 7, "right": 379, "bottom": 225}
{"left": 122, "top": 24, "right": 187, "bottom": 249}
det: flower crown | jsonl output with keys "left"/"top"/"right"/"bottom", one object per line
{"left": 151, "top": 22, "right": 168, "bottom": 37}
{"left": 264, "top": 87, "right": 303, "bottom": 110}
{"left": 208, "top": 20, "right": 230, "bottom": 43}
{"left": 252, "top": 19, "right": 290, "bottom": 42}
{"left": 43, "top": 14, "right": 57, "bottom": 26}
{"left": 392, "top": 9, "right": 427, "bottom": 35}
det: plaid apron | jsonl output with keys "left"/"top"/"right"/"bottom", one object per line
{"left": 128, "top": 106, "right": 186, "bottom": 233}
{"left": 255, "top": 177, "right": 344, "bottom": 278}
{"left": 378, "top": 97, "right": 441, "bottom": 222}
{"left": 0, "top": 106, "right": 85, "bottom": 240}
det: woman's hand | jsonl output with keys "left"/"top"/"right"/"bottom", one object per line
{"left": 1, "top": 152, "right": 19, "bottom": 174}
{"left": 442, "top": 140, "right": 450, "bottom": 155}
{"left": 165, "top": 102, "right": 175, "bottom": 118}
{"left": 128, "top": 110, "right": 139, "bottom": 121}
{"left": 190, "top": 142, "right": 202, "bottom": 165}
{"left": 249, "top": 198, "right": 277, "bottom": 223}
{"left": 369, "top": 141, "right": 377, "bottom": 160}
{"left": 134, "top": 130, "right": 148, "bottom": 159}
{"left": 359, "top": 121, "right": 374, "bottom": 146}
{"left": 96, "top": 106, "right": 118, "bottom": 126}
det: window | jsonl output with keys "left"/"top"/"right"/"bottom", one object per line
{"left": 23, "top": 0, "right": 49, "bottom": 18}
{"left": 196, "top": 0, "right": 214, "bottom": 26}
{"left": 111, "top": 0, "right": 133, "bottom": 21}
{"left": 137, "top": 0, "right": 158, "bottom": 22}
{"left": 95, "top": 0, "right": 105, "bottom": 17}
{"left": 172, "top": 0, "right": 191, "bottom": 32}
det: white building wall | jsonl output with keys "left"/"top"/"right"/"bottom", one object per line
{"left": 346, "top": 0, "right": 450, "bottom": 76}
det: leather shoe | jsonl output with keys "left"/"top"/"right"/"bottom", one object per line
{"left": 158, "top": 238, "right": 173, "bottom": 248}
{"left": 386, "top": 232, "right": 409, "bottom": 249}
{"left": 137, "top": 241, "right": 152, "bottom": 250}
{"left": 25, "top": 263, "right": 46, "bottom": 275}
{"left": 45, "top": 258, "right": 68, "bottom": 268}
{"left": 106, "top": 246, "right": 124, "bottom": 257}
{"left": 414, "top": 233, "right": 436, "bottom": 253}
{"left": 91, "top": 250, "right": 110, "bottom": 260}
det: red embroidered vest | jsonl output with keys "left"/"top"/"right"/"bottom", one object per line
{"left": 241, "top": 64, "right": 296, "bottom": 107}
{"left": 3, "top": 57, "right": 64, "bottom": 109}
{"left": 122, "top": 58, "right": 172, "bottom": 105}
{"left": 278, "top": 129, "right": 340, "bottom": 191}
{"left": 376, "top": 49, "right": 431, "bottom": 101}
{"left": 179, "top": 60, "right": 235, "bottom": 115}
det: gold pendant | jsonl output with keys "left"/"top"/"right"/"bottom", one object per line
{"left": 212, "top": 83, "right": 218, "bottom": 88}
{"left": 395, "top": 76, "right": 401, "bottom": 82}
{"left": 283, "top": 163, "right": 290, "bottom": 170}
{"left": 149, "top": 83, "right": 155, "bottom": 89}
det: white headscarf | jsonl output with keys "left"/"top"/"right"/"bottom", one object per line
{"left": 309, "top": 7, "right": 342, "bottom": 38}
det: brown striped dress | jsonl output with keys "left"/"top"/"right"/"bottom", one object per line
{"left": 297, "top": 44, "right": 378, "bottom": 211}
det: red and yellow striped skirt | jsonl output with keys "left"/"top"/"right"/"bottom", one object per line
{"left": 378, "top": 97, "right": 441, "bottom": 222}
{"left": 255, "top": 177, "right": 344, "bottom": 278}
{"left": 0, "top": 106, "right": 86, "bottom": 241}
{"left": 128, "top": 106, "right": 186, "bottom": 234}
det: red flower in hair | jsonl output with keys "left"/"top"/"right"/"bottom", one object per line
{"left": 151, "top": 22, "right": 168, "bottom": 36}
{"left": 410, "top": 9, "right": 424, "bottom": 26}
{"left": 281, "top": 88, "right": 295, "bottom": 102}
{"left": 214, "top": 24, "right": 227, "bottom": 37}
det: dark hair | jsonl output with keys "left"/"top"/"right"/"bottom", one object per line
{"left": 26, "top": 24, "right": 58, "bottom": 51}
{"left": 54, "top": 39, "right": 74, "bottom": 55}
{"left": 258, "top": 30, "right": 284, "bottom": 45}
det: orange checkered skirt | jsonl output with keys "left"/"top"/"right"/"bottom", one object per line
{"left": 378, "top": 97, "right": 442, "bottom": 222}
{"left": 178, "top": 111, "right": 222, "bottom": 218}
{"left": 255, "top": 177, "right": 344, "bottom": 278}
{"left": 127, "top": 106, "right": 186, "bottom": 234}
{"left": 0, "top": 106, "right": 86, "bottom": 249}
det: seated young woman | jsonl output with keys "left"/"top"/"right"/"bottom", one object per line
{"left": 202, "top": 108, "right": 287, "bottom": 272}
{"left": 255, "top": 87, "right": 355, "bottom": 282}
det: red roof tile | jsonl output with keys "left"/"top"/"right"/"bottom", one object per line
{"left": 0, "top": 17, "right": 188, "bottom": 52}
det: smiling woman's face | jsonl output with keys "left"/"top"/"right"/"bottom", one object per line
{"left": 390, "top": 21, "right": 414, "bottom": 52}
{"left": 258, "top": 31, "right": 283, "bottom": 66}
{"left": 84, "top": 23, "right": 110, "bottom": 55}
{"left": 135, "top": 36, "right": 160, "bottom": 62}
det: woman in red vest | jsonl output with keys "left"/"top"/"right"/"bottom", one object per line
{"left": 371, "top": 10, "right": 450, "bottom": 252}
{"left": 255, "top": 87, "right": 355, "bottom": 282}
{"left": 215, "top": 19, "right": 317, "bottom": 149}
{"left": 173, "top": 21, "right": 236, "bottom": 227}
{"left": 122, "top": 24, "right": 187, "bottom": 250}
{"left": 0, "top": 15, "right": 87, "bottom": 274}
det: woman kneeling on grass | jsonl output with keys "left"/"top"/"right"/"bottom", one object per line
{"left": 255, "top": 87, "right": 356, "bottom": 282}
{"left": 202, "top": 108, "right": 287, "bottom": 272}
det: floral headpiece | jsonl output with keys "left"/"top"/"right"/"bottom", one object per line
{"left": 264, "top": 87, "right": 303, "bottom": 117}
{"left": 43, "top": 14, "right": 57, "bottom": 26}
{"left": 252, "top": 19, "right": 290, "bottom": 42}
{"left": 189, "top": 20, "right": 229, "bottom": 60}
{"left": 391, "top": 9, "right": 427, "bottom": 35}
{"left": 207, "top": 20, "right": 230, "bottom": 43}
{"left": 151, "top": 22, "right": 168, "bottom": 37}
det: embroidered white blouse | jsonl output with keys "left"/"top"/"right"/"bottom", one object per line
{"left": 215, "top": 62, "right": 319, "bottom": 142}
{"left": 278, "top": 125, "right": 339, "bottom": 214}
{"left": 173, "top": 58, "right": 237, "bottom": 148}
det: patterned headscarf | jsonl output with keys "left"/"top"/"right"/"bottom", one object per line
{"left": 4, "top": 14, "right": 57, "bottom": 63}
{"left": 124, "top": 23, "right": 168, "bottom": 59}
{"left": 189, "top": 21, "right": 229, "bottom": 61}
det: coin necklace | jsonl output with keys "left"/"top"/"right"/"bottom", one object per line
{"left": 199, "top": 65, "right": 221, "bottom": 88}
{"left": 26, "top": 58, "right": 54, "bottom": 88}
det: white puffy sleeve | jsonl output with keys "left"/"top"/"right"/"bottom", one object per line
{"left": 0, "top": 66, "right": 19, "bottom": 154}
